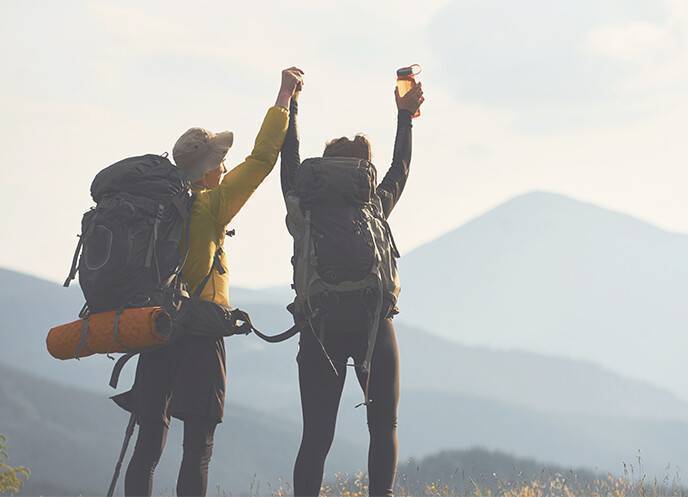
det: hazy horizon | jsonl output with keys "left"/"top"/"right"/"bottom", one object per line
{"left": 3, "top": 0, "right": 688, "bottom": 288}
{"left": 4, "top": 189, "right": 687, "bottom": 290}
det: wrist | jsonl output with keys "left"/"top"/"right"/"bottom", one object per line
{"left": 398, "top": 109, "right": 413, "bottom": 121}
{"left": 275, "top": 90, "right": 292, "bottom": 110}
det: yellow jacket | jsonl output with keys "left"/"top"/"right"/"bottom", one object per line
{"left": 181, "top": 106, "right": 289, "bottom": 305}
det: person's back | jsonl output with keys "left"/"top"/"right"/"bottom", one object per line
{"left": 280, "top": 81, "right": 424, "bottom": 497}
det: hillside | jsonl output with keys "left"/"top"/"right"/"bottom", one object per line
{"left": 2, "top": 269, "right": 688, "bottom": 478}
{"left": 398, "top": 191, "right": 688, "bottom": 401}
{"left": 393, "top": 448, "right": 684, "bottom": 497}
{"left": 3, "top": 268, "right": 686, "bottom": 422}
{"left": 395, "top": 448, "right": 599, "bottom": 495}
{"left": 0, "top": 270, "right": 688, "bottom": 420}
{"left": 0, "top": 361, "right": 361, "bottom": 496}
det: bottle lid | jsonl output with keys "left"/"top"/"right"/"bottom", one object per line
{"left": 396, "top": 64, "right": 422, "bottom": 77}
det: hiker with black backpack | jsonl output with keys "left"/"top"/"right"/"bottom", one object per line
{"left": 280, "top": 80, "right": 424, "bottom": 496}
{"left": 88, "top": 67, "right": 304, "bottom": 497}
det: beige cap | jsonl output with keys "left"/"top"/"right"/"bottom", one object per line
{"left": 173, "top": 127, "right": 234, "bottom": 181}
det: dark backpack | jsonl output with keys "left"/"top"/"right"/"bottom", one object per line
{"left": 64, "top": 154, "right": 193, "bottom": 315}
{"left": 284, "top": 157, "right": 401, "bottom": 375}
{"left": 63, "top": 154, "right": 263, "bottom": 497}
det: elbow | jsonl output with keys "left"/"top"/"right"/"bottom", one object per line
{"left": 251, "top": 152, "right": 280, "bottom": 172}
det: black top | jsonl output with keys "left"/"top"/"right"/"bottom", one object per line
{"left": 280, "top": 99, "right": 414, "bottom": 219}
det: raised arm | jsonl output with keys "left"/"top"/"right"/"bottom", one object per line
{"left": 206, "top": 68, "right": 304, "bottom": 226}
{"left": 377, "top": 83, "right": 425, "bottom": 218}
{"left": 281, "top": 92, "right": 301, "bottom": 196}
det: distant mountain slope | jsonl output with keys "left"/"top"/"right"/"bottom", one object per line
{"left": 4, "top": 357, "right": 688, "bottom": 496}
{"left": 398, "top": 191, "right": 688, "bottom": 401}
{"left": 397, "top": 388, "right": 688, "bottom": 478}
{"left": 394, "top": 448, "right": 682, "bottom": 496}
{"left": 396, "top": 319, "right": 688, "bottom": 422}
{"left": 3, "top": 249, "right": 688, "bottom": 481}
{"left": 0, "top": 361, "right": 362, "bottom": 497}
{"left": 395, "top": 448, "right": 600, "bottom": 495}
{"left": 225, "top": 303, "right": 688, "bottom": 424}
{"left": 3, "top": 268, "right": 686, "bottom": 422}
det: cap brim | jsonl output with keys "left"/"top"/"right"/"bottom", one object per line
{"left": 209, "top": 131, "right": 234, "bottom": 157}
{"left": 176, "top": 130, "right": 234, "bottom": 182}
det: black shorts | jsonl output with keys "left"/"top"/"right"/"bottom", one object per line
{"left": 111, "top": 334, "right": 227, "bottom": 426}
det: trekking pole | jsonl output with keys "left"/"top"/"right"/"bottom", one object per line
{"left": 106, "top": 413, "right": 137, "bottom": 497}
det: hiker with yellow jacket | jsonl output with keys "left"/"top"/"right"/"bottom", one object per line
{"left": 112, "top": 67, "right": 305, "bottom": 497}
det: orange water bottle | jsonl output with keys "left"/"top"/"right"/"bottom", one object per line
{"left": 396, "top": 64, "right": 422, "bottom": 118}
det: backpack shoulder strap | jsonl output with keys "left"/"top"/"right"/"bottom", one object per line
{"left": 63, "top": 235, "right": 84, "bottom": 288}
{"left": 109, "top": 352, "right": 137, "bottom": 389}
{"left": 63, "top": 216, "right": 96, "bottom": 287}
{"left": 191, "top": 247, "right": 225, "bottom": 299}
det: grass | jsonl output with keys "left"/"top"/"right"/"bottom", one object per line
{"left": 226, "top": 466, "right": 687, "bottom": 497}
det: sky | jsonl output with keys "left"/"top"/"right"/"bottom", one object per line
{"left": 2, "top": 0, "right": 688, "bottom": 288}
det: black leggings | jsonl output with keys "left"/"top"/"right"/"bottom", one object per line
{"left": 294, "top": 317, "right": 400, "bottom": 497}
{"left": 124, "top": 418, "right": 217, "bottom": 497}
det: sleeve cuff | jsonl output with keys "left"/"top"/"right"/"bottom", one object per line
{"left": 270, "top": 105, "right": 290, "bottom": 115}
{"left": 398, "top": 109, "right": 413, "bottom": 124}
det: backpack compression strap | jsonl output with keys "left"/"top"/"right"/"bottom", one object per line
{"left": 230, "top": 309, "right": 301, "bottom": 343}
{"left": 106, "top": 412, "right": 137, "bottom": 497}
{"left": 63, "top": 219, "right": 95, "bottom": 287}
{"left": 109, "top": 352, "right": 137, "bottom": 389}
{"left": 251, "top": 323, "right": 301, "bottom": 343}
{"left": 106, "top": 313, "right": 301, "bottom": 390}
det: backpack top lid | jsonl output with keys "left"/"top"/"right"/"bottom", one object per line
{"left": 91, "top": 154, "right": 189, "bottom": 203}
{"left": 295, "top": 157, "right": 377, "bottom": 207}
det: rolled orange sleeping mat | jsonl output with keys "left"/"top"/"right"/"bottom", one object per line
{"left": 47, "top": 307, "right": 171, "bottom": 360}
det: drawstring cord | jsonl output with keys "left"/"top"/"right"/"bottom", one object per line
{"left": 306, "top": 313, "right": 339, "bottom": 377}
{"left": 306, "top": 313, "right": 373, "bottom": 409}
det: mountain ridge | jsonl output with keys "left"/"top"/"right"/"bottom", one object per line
{"left": 3, "top": 268, "right": 686, "bottom": 422}
{"left": 406, "top": 191, "right": 688, "bottom": 256}
{"left": 395, "top": 190, "right": 688, "bottom": 402}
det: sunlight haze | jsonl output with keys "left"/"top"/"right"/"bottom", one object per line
{"left": 2, "top": 0, "right": 687, "bottom": 288}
